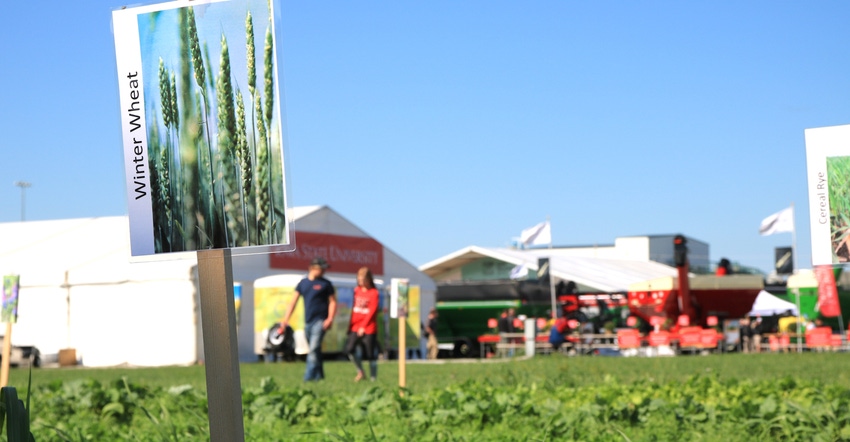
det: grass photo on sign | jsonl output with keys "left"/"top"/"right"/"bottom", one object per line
{"left": 136, "top": 0, "right": 287, "bottom": 253}
{"left": 827, "top": 155, "right": 850, "bottom": 262}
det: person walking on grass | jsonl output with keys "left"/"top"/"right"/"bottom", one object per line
{"left": 345, "top": 267, "right": 380, "bottom": 382}
{"left": 280, "top": 257, "right": 337, "bottom": 381}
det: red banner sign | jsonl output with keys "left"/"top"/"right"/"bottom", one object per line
{"left": 270, "top": 232, "right": 384, "bottom": 275}
{"left": 815, "top": 265, "right": 842, "bottom": 318}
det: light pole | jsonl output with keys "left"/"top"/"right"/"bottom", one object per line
{"left": 14, "top": 181, "right": 31, "bottom": 221}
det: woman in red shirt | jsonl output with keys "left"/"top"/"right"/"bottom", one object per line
{"left": 345, "top": 267, "right": 380, "bottom": 382}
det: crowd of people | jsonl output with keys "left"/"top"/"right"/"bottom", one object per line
{"left": 275, "top": 256, "right": 841, "bottom": 384}
{"left": 738, "top": 311, "right": 834, "bottom": 353}
{"left": 738, "top": 317, "right": 763, "bottom": 353}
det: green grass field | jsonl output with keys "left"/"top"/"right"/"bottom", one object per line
{"left": 11, "top": 352, "right": 850, "bottom": 394}
{"left": 6, "top": 353, "right": 850, "bottom": 441}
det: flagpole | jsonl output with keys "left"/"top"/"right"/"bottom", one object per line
{"left": 791, "top": 202, "right": 797, "bottom": 274}
{"left": 520, "top": 218, "right": 557, "bottom": 319}
{"left": 791, "top": 202, "right": 803, "bottom": 352}
{"left": 547, "top": 216, "right": 557, "bottom": 320}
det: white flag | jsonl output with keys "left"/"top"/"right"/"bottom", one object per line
{"left": 759, "top": 207, "right": 794, "bottom": 236}
{"left": 509, "top": 264, "right": 528, "bottom": 280}
{"left": 520, "top": 221, "right": 551, "bottom": 246}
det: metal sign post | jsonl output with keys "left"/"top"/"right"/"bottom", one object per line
{"left": 198, "top": 249, "right": 245, "bottom": 441}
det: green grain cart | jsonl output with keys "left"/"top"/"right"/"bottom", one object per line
{"left": 434, "top": 280, "right": 623, "bottom": 357}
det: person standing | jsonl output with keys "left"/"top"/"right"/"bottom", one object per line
{"left": 548, "top": 316, "right": 570, "bottom": 352}
{"left": 425, "top": 308, "right": 439, "bottom": 359}
{"left": 751, "top": 316, "right": 763, "bottom": 354}
{"left": 498, "top": 308, "right": 516, "bottom": 334}
{"left": 280, "top": 257, "right": 337, "bottom": 381}
{"left": 344, "top": 267, "right": 379, "bottom": 382}
{"left": 740, "top": 318, "right": 753, "bottom": 354}
{"left": 497, "top": 308, "right": 517, "bottom": 356}
{"left": 716, "top": 258, "right": 732, "bottom": 276}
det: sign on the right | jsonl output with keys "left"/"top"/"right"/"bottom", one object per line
{"left": 805, "top": 124, "right": 850, "bottom": 265}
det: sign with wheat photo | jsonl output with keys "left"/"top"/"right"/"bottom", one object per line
{"left": 1, "top": 275, "right": 19, "bottom": 324}
{"left": 805, "top": 124, "right": 850, "bottom": 265}
{"left": 113, "top": 0, "right": 290, "bottom": 257}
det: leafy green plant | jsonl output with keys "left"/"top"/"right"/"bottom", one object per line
{"left": 0, "top": 387, "right": 34, "bottom": 441}
{"left": 10, "top": 355, "right": 850, "bottom": 440}
{"left": 0, "top": 363, "right": 35, "bottom": 442}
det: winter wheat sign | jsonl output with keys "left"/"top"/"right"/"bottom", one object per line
{"left": 113, "top": 0, "right": 290, "bottom": 257}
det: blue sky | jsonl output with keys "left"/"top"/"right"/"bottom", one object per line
{"left": 2, "top": 1, "right": 850, "bottom": 273}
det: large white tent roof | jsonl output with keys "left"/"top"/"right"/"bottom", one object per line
{"left": 0, "top": 217, "right": 193, "bottom": 287}
{"left": 0, "top": 205, "right": 413, "bottom": 286}
{"left": 420, "top": 246, "right": 679, "bottom": 292}
{"left": 0, "top": 206, "right": 435, "bottom": 367}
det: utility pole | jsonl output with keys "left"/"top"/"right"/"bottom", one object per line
{"left": 14, "top": 181, "right": 31, "bottom": 221}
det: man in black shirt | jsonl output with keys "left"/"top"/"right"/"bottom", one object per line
{"left": 497, "top": 308, "right": 516, "bottom": 333}
{"left": 280, "top": 257, "right": 337, "bottom": 381}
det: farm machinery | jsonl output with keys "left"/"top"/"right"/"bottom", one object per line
{"left": 627, "top": 235, "right": 763, "bottom": 330}
{"left": 435, "top": 236, "right": 764, "bottom": 357}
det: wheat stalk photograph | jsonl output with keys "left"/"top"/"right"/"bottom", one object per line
{"left": 117, "top": 0, "right": 288, "bottom": 255}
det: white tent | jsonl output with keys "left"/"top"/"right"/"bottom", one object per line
{"left": 0, "top": 206, "right": 434, "bottom": 367}
{"left": 747, "top": 290, "right": 799, "bottom": 317}
{"left": 419, "top": 245, "right": 679, "bottom": 292}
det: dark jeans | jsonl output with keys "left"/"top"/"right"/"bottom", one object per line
{"left": 344, "top": 332, "right": 378, "bottom": 379}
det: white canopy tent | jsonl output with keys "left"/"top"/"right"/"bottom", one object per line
{"left": 420, "top": 246, "right": 679, "bottom": 292}
{"left": 747, "top": 290, "right": 799, "bottom": 317}
{"left": 0, "top": 206, "right": 434, "bottom": 367}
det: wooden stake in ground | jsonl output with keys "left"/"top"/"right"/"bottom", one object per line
{"left": 399, "top": 316, "right": 406, "bottom": 395}
{"left": 391, "top": 278, "right": 410, "bottom": 397}
{"left": 0, "top": 274, "right": 20, "bottom": 388}
{"left": 0, "top": 322, "right": 12, "bottom": 388}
